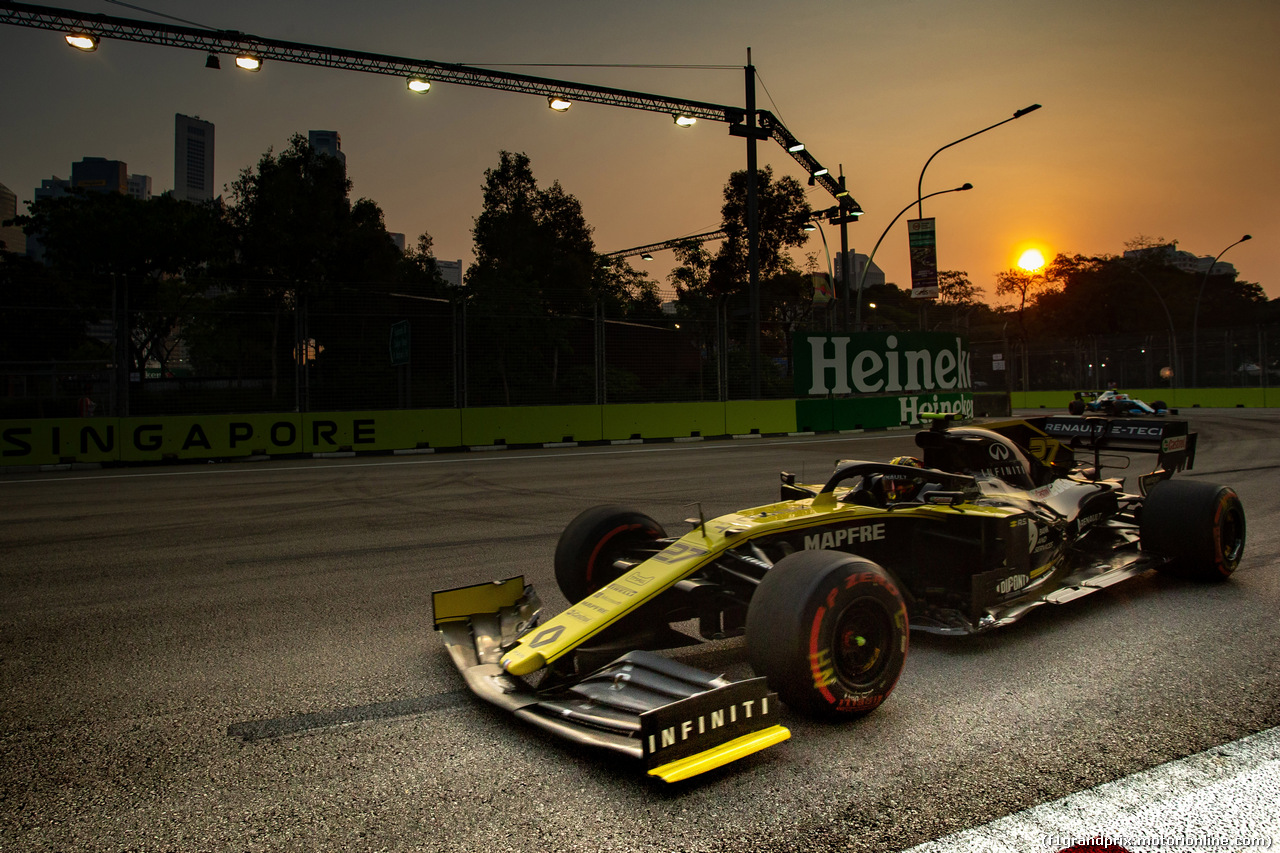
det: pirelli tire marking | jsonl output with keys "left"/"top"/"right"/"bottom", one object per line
{"left": 806, "top": 569, "right": 909, "bottom": 714}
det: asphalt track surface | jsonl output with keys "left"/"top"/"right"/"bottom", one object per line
{"left": 1, "top": 409, "right": 1276, "bottom": 853}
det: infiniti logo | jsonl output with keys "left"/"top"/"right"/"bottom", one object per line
{"left": 989, "top": 443, "right": 1012, "bottom": 461}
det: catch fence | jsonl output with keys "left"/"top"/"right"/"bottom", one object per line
{"left": 2, "top": 288, "right": 1277, "bottom": 418}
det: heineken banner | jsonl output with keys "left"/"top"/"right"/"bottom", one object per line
{"left": 908, "top": 217, "right": 939, "bottom": 299}
{"left": 795, "top": 332, "right": 974, "bottom": 423}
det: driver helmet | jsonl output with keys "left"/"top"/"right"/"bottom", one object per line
{"left": 883, "top": 455, "right": 926, "bottom": 503}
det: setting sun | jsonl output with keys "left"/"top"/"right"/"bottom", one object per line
{"left": 1017, "top": 248, "right": 1046, "bottom": 272}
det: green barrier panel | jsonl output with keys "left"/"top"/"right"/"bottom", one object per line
{"left": 303, "top": 409, "right": 463, "bottom": 453}
{"left": 602, "top": 402, "right": 726, "bottom": 440}
{"left": 1014, "top": 389, "right": 1277, "bottom": 410}
{"left": 460, "top": 405, "right": 600, "bottom": 447}
{"left": 794, "top": 399, "right": 835, "bottom": 433}
{"left": 1, "top": 418, "right": 121, "bottom": 466}
{"left": 725, "top": 400, "right": 797, "bottom": 435}
{"left": 799, "top": 393, "right": 976, "bottom": 432}
{"left": 119, "top": 414, "right": 305, "bottom": 461}
{"left": 831, "top": 393, "right": 973, "bottom": 430}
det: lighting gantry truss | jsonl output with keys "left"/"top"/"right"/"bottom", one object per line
{"left": 0, "top": 1, "right": 859, "bottom": 208}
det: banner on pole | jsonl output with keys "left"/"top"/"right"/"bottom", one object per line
{"left": 908, "top": 218, "right": 939, "bottom": 300}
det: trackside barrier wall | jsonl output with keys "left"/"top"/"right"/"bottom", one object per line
{"left": 8, "top": 390, "right": 1274, "bottom": 468}
{"left": 1012, "top": 388, "right": 1280, "bottom": 410}
{"left": 1, "top": 395, "right": 976, "bottom": 467}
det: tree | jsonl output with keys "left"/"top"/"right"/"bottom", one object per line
{"left": 464, "top": 151, "right": 601, "bottom": 404}
{"left": 227, "top": 134, "right": 401, "bottom": 290}
{"left": 401, "top": 232, "right": 450, "bottom": 299}
{"left": 706, "top": 166, "right": 811, "bottom": 296}
{"left": 12, "top": 189, "right": 228, "bottom": 380}
{"left": 668, "top": 238, "right": 715, "bottom": 307}
{"left": 937, "top": 270, "right": 982, "bottom": 307}
{"left": 223, "top": 133, "right": 406, "bottom": 404}
{"left": 995, "top": 266, "right": 1056, "bottom": 333}
{"left": 594, "top": 256, "right": 662, "bottom": 319}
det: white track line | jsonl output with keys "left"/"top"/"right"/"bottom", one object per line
{"left": 904, "top": 726, "right": 1280, "bottom": 853}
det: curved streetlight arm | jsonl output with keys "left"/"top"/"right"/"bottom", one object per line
{"left": 805, "top": 221, "right": 837, "bottom": 321}
{"left": 916, "top": 104, "right": 1040, "bottom": 218}
{"left": 1191, "top": 234, "right": 1252, "bottom": 387}
{"left": 855, "top": 183, "right": 973, "bottom": 329}
{"left": 806, "top": 222, "right": 834, "bottom": 281}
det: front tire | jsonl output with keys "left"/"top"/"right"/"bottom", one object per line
{"left": 746, "top": 551, "right": 908, "bottom": 719}
{"left": 1141, "top": 481, "right": 1246, "bottom": 581}
{"left": 553, "top": 505, "right": 667, "bottom": 602}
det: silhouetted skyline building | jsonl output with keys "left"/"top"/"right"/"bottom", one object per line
{"left": 1123, "top": 244, "right": 1238, "bottom": 277}
{"left": 126, "top": 173, "right": 152, "bottom": 201}
{"left": 174, "top": 113, "right": 215, "bottom": 202}
{"left": 308, "top": 130, "right": 345, "bottom": 168}
{"left": 71, "top": 157, "right": 127, "bottom": 194}
{"left": 0, "top": 182, "right": 26, "bottom": 254}
{"left": 835, "top": 252, "right": 885, "bottom": 289}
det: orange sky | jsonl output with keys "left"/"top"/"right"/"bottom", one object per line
{"left": 2, "top": 0, "right": 1276, "bottom": 302}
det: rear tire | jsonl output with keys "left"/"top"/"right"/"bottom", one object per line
{"left": 553, "top": 506, "right": 667, "bottom": 602}
{"left": 1068, "top": 400, "right": 1086, "bottom": 415}
{"left": 746, "top": 551, "right": 908, "bottom": 719}
{"left": 1141, "top": 481, "right": 1246, "bottom": 581}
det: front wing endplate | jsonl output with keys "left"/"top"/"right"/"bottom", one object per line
{"left": 433, "top": 577, "right": 789, "bottom": 782}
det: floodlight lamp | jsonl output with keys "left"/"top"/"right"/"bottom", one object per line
{"left": 788, "top": 142, "right": 805, "bottom": 153}
{"left": 548, "top": 97, "right": 572, "bottom": 112}
{"left": 205, "top": 53, "right": 220, "bottom": 69}
{"left": 407, "top": 77, "right": 431, "bottom": 93}
{"left": 811, "top": 167, "right": 829, "bottom": 178}
{"left": 673, "top": 114, "right": 696, "bottom": 128}
{"left": 235, "top": 53, "right": 262, "bottom": 71}
{"left": 641, "top": 253, "right": 654, "bottom": 261}
{"left": 65, "top": 32, "right": 98, "bottom": 51}
{"left": 803, "top": 222, "right": 817, "bottom": 232}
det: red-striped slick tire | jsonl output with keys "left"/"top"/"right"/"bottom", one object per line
{"left": 746, "top": 550, "right": 909, "bottom": 720}
{"left": 1141, "top": 480, "right": 1246, "bottom": 581}
{"left": 553, "top": 505, "right": 667, "bottom": 602}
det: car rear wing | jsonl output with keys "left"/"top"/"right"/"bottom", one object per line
{"left": 1011, "top": 415, "right": 1197, "bottom": 480}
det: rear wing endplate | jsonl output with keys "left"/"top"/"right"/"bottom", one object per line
{"left": 1033, "top": 416, "right": 1197, "bottom": 473}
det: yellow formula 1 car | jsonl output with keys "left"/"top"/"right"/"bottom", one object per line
{"left": 433, "top": 413, "right": 1245, "bottom": 782}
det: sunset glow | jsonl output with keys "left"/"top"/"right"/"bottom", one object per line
{"left": 1017, "top": 249, "right": 1046, "bottom": 272}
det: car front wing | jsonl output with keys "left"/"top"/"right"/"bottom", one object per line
{"left": 432, "top": 576, "right": 789, "bottom": 783}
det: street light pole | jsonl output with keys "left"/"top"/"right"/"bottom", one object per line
{"left": 744, "top": 51, "right": 761, "bottom": 398}
{"left": 916, "top": 104, "right": 1040, "bottom": 219}
{"left": 1191, "top": 234, "right": 1251, "bottom": 387}
{"left": 854, "top": 184, "right": 973, "bottom": 330}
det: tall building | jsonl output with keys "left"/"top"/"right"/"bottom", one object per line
{"left": 27, "top": 178, "right": 71, "bottom": 261}
{"left": 308, "top": 130, "right": 346, "bottom": 168}
{"left": 834, "top": 251, "right": 885, "bottom": 289}
{"left": 126, "top": 174, "right": 152, "bottom": 201}
{"left": 174, "top": 113, "right": 215, "bottom": 202}
{"left": 33, "top": 176, "right": 71, "bottom": 202}
{"left": 0, "top": 182, "right": 26, "bottom": 254}
{"left": 437, "top": 259, "right": 463, "bottom": 288}
{"left": 71, "top": 157, "right": 128, "bottom": 193}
